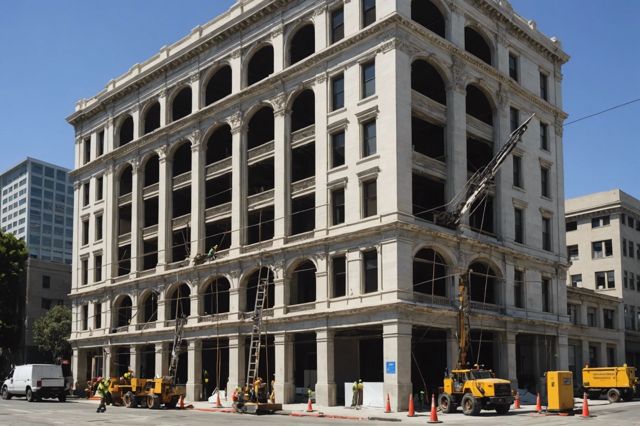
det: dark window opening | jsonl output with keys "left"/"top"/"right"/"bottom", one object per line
{"left": 144, "top": 155, "right": 159, "bottom": 187}
{"left": 412, "top": 174, "right": 445, "bottom": 221}
{"left": 169, "top": 284, "right": 191, "bottom": 319}
{"left": 412, "top": 116, "right": 445, "bottom": 160}
{"left": 509, "top": 53, "right": 518, "bottom": 81}
{"left": 116, "top": 296, "right": 132, "bottom": 328}
{"left": 82, "top": 220, "right": 89, "bottom": 245}
{"left": 247, "top": 107, "right": 274, "bottom": 149}
{"left": 362, "top": 119, "right": 376, "bottom": 157}
{"left": 205, "top": 66, "right": 232, "bottom": 106}
{"left": 245, "top": 267, "right": 275, "bottom": 311}
{"left": 118, "top": 244, "right": 131, "bottom": 276}
{"left": 331, "top": 130, "right": 345, "bottom": 168}
{"left": 514, "top": 269, "right": 524, "bottom": 308}
{"left": 362, "top": 179, "right": 377, "bottom": 217}
{"left": 83, "top": 183, "right": 90, "bottom": 206}
{"left": 96, "top": 176, "right": 103, "bottom": 200}
{"left": 513, "top": 155, "right": 522, "bottom": 188}
{"left": 361, "top": 60, "right": 375, "bottom": 98}
{"left": 81, "top": 259, "right": 88, "bottom": 285}
{"left": 172, "top": 228, "right": 190, "bottom": 263}
{"left": 119, "top": 166, "right": 132, "bottom": 196}
{"left": 466, "top": 85, "right": 493, "bottom": 125}
{"left": 291, "top": 90, "right": 315, "bottom": 132}
{"left": 469, "top": 195, "right": 494, "bottom": 234}
{"left": 540, "top": 123, "right": 549, "bottom": 150}
{"left": 542, "top": 278, "right": 551, "bottom": 312}
{"left": 118, "top": 204, "right": 131, "bottom": 235}
{"left": 510, "top": 107, "right": 520, "bottom": 132}
{"left": 143, "top": 238, "right": 157, "bottom": 271}
{"left": 464, "top": 27, "right": 492, "bottom": 65}
{"left": 94, "top": 303, "right": 102, "bottom": 328}
{"left": 172, "top": 187, "right": 191, "bottom": 218}
{"left": 331, "top": 74, "right": 344, "bottom": 110}
{"left": 331, "top": 7, "right": 344, "bottom": 43}
{"left": 142, "top": 292, "right": 158, "bottom": 322}
{"left": 291, "top": 194, "right": 315, "bottom": 235}
{"left": 144, "top": 102, "right": 161, "bottom": 135}
{"left": 541, "top": 166, "right": 550, "bottom": 198}
{"left": 94, "top": 255, "right": 102, "bottom": 282}
{"left": 540, "top": 72, "right": 549, "bottom": 101}
{"left": 468, "top": 262, "right": 497, "bottom": 304}
{"left": 172, "top": 142, "right": 192, "bottom": 177}
{"left": 247, "top": 45, "right": 274, "bottom": 86}
{"left": 96, "top": 215, "right": 103, "bottom": 241}
{"left": 566, "top": 220, "right": 577, "bottom": 232}
{"left": 97, "top": 131, "right": 104, "bottom": 156}
{"left": 514, "top": 207, "right": 524, "bottom": 243}
{"left": 411, "top": 60, "right": 446, "bottom": 105}
{"left": 291, "top": 143, "right": 315, "bottom": 182}
{"left": 362, "top": 0, "right": 376, "bottom": 27}
{"left": 332, "top": 256, "right": 346, "bottom": 298}
{"left": 118, "top": 116, "right": 134, "bottom": 147}
{"left": 42, "top": 275, "right": 51, "bottom": 289}
{"left": 206, "top": 125, "right": 232, "bottom": 164}
{"left": 205, "top": 173, "right": 232, "bottom": 208}
{"left": 144, "top": 197, "right": 158, "bottom": 227}
{"left": 203, "top": 277, "right": 230, "bottom": 315}
{"left": 331, "top": 187, "right": 345, "bottom": 226}
{"left": 248, "top": 158, "right": 274, "bottom": 195}
{"left": 205, "top": 218, "right": 231, "bottom": 251}
{"left": 290, "top": 260, "right": 317, "bottom": 305}
{"left": 363, "top": 249, "right": 378, "bottom": 293}
{"left": 247, "top": 206, "right": 274, "bottom": 244}
{"left": 411, "top": 0, "right": 445, "bottom": 37}
{"left": 542, "top": 216, "right": 551, "bottom": 251}
{"left": 171, "top": 87, "right": 192, "bottom": 121}
{"left": 289, "top": 24, "right": 315, "bottom": 65}
{"left": 83, "top": 138, "right": 91, "bottom": 165}
{"left": 467, "top": 137, "right": 493, "bottom": 173}
{"left": 413, "top": 248, "right": 447, "bottom": 296}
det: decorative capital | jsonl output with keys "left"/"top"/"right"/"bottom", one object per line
{"left": 130, "top": 104, "right": 140, "bottom": 114}
{"left": 158, "top": 89, "right": 167, "bottom": 99}
{"left": 191, "top": 129, "right": 202, "bottom": 144}
{"left": 230, "top": 49, "right": 241, "bottom": 60}
{"left": 129, "top": 158, "right": 140, "bottom": 171}
{"left": 228, "top": 110, "right": 243, "bottom": 133}
{"left": 315, "top": 72, "right": 327, "bottom": 85}
{"left": 313, "top": 5, "right": 327, "bottom": 17}
{"left": 271, "top": 93, "right": 287, "bottom": 114}
{"left": 271, "top": 25, "right": 283, "bottom": 39}
{"left": 190, "top": 73, "right": 199, "bottom": 84}
{"left": 449, "top": 57, "right": 467, "bottom": 93}
{"left": 156, "top": 145, "right": 168, "bottom": 161}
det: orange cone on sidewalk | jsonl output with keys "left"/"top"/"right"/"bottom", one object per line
{"left": 514, "top": 391, "right": 521, "bottom": 409}
{"left": 385, "top": 393, "right": 391, "bottom": 413}
{"left": 306, "top": 397, "right": 313, "bottom": 412}
{"left": 407, "top": 393, "right": 415, "bottom": 417}
{"left": 427, "top": 393, "right": 442, "bottom": 424}
{"left": 535, "top": 392, "right": 542, "bottom": 412}
{"left": 581, "top": 392, "right": 590, "bottom": 417}
{"left": 215, "top": 391, "right": 222, "bottom": 408}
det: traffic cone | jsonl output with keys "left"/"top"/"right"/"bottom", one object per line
{"left": 215, "top": 391, "right": 222, "bottom": 408}
{"left": 535, "top": 392, "right": 542, "bottom": 412}
{"left": 581, "top": 392, "right": 590, "bottom": 417}
{"left": 514, "top": 391, "right": 521, "bottom": 409}
{"left": 385, "top": 393, "right": 391, "bottom": 413}
{"left": 179, "top": 394, "right": 185, "bottom": 409}
{"left": 407, "top": 393, "right": 415, "bottom": 417}
{"left": 427, "top": 393, "right": 442, "bottom": 424}
{"left": 306, "top": 397, "right": 313, "bottom": 412}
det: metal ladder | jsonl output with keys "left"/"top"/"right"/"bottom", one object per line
{"left": 245, "top": 267, "right": 270, "bottom": 388}
{"left": 168, "top": 315, "right": 187, "bottom": 385}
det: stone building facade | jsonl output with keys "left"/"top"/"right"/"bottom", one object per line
{"left": 68, "top": 0, "right": 571, "bottom": 407}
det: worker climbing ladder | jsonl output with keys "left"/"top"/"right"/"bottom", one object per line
{"left": 168, "top": 315, "right": 187, "bottom": 386}
{"left": 246, "top": 266, "right": 270, "bottom": 390}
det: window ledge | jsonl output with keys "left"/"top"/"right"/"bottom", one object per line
{"left": 327, "top": 107, "right": 346, "bottom": 118}
{"left": 512, "top": 185, "right": 526, "bottom": 194}
{"left": 356, "top": 154, "right": 380, "bottom": 167}
{"left": 357, "top": 94, "right": 378, "bottom": 108}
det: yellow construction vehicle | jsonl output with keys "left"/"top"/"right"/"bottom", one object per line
{"left": 582, "top": 364, "right": 638, "bottom": 403}
{"left": 440, "top": 367, "right": 513, "bottom": 415}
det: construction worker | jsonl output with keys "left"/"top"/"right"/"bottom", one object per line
{"left": 203, "top": 369, "right": 210, "bottom": 399}
{"left": 357, "top": 379, "right": 364, "bottom": 409}
{"left": 351, "top": 380, "right": 358, "bottom": 408}
{"left": 123, "top": 367, "right": 133, "bottom": 382}
{"left": 96, "top": 377, "right": 110, "bottom": 413}
{"left": 207, "top": 245, "right": 218, "bottom": 261}
{"left": 253, "top": 377, "right": 262, "bottom": 402}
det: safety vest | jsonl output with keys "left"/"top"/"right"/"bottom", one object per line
{"left": 97, "top": 380, "right": 109, "bottom": 396}
{"left": 123, "top": 372, "right": 132, "bottom": 380}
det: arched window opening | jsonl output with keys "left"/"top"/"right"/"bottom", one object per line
{"left": 247, "top": 45, "right": 274, "bottom": 86}
{"left": 169, "top": 283, "right": 191, "bottom": 319}
{"left": 411, "top": 115, "right": 445, "bottom": 160}
{"left": 172, "top": 142, "right": 192, "bottom": 177}
{"left": 411, "top": 0, "right": 445, "bottom": 38}
{"left": 144, "top": 155, "right": 159, "bottom": 187}
{"left": 247, "top": 158, "right": 274, "bottom": 196}
{"left": 247, "top": 107, "right": 274, "bottom": 149}
{"left": 413, "top": 249, "right": 447, "bottom": 296}
{"left": 291, "top": 90, "right": 315, "bottom": 132}
{"left": 119, "top": 166, "right": 132, "bottom": 196}
{"left": 115, "top": 296, "right": 132, "bottom": 328}
{"left": 467, "top": 137, "right": 493, "bottom": 173}
{"left": 118, "top": 116, "right": 134, "bottom": 147}
{"left": 289, "top": 24, "right": 315, "bottom": 65}
{"left": 290, "top": 260, "right": 316, "bottom": 305}
{"left": 172, "top": 87, "right": 192, "bottom": 121}
{"left": 466, "top": 85, "right": 493, "bottom": 125}
{"left": 411, "top": 60, "right": 446, "bottom": 105}
{"left": 465, "top": 27, "right": 492, "bottom": 65}
{"left": 205, "top": 66, "right": 232, "bottom": 106}
{"left": 171, "top": 226, "right": 191, "bottom": 262}
{"left": 468, "top": 261, "right": 497, "bottom": 304}
{"left": 144, "top": 102, "right": 161, "bottom": 135}
{"left": 202, "top": 277, "right": 231, "bottom": 315}
{"left": 141, "top": 292, "right": 158, "bottom": 323}
{"left": 245, "top": 267, "right": 275, "bottom": 311}
{"left": 206, "top": 125, "right": 232, "bottom": 165}
{"left": 291, "top": 143, "right": 315, "bottom": 182}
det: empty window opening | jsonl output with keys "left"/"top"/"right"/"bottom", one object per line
{"left": 97, "top": 131, "right": 104, "bottom": 156}
{"left": 247, "top": 107, "right": 274, "bottom": 149}
{"left": 206, "top": 125, "right": 232, "bottom": 164}
{"left": 411, "top": 328, "right": 448, "bottom": 397}
{"left": 247, "top": 45, "right": 274, "bottom": 86}
{"left": 205, "top": 65, "right": 232, "bottom": 105}
{"left": 141, "top": 291, "right": 158, "bottom": 322}
{"left": 291, "top": 194, "right": 315, "bottom": 235}
{"left": 117, "top": 244, "right": 131, "bottom": 276}
{"left": 94, "top": 302, "right": 102, "bottom": 328}
{"left": 412, "top": 116, "right": 445, "bottom": 160}
{"left": 144, "top": 197, "right": 158, "bottom": 227}
{"left": 361, "top": 60, "right": 375, "bottom": 98}
{"left": 143, "top": 238, "right": 158, "bottom": 271}
{"left": 205, "top": 173, "right": 232, "bottom": 208}
{"left": 172, "top": 187, "right": 191, "bottom": 218}
{"left": 363, "top": 249, "right": 378, "bottom": 293}
{"left": 468, "top": 261, "right": 497, "bottom": 304}
{"left": 467, "top": 137, "right": 493, "bottom": 173}
{"left": 144, "top": 155, "right": 159, "bottom": 187}
{"left": 466, "top": 85, "right": 493, "bottom": 125}
{"left": 289, "top": 24, "right": 315, "bottom": 65}
{"left": 331, "top": 74, "right": 344, "bottom": 110}
{"left": 119, "top": 166, "right": 132, "bottom": 196}
{"left": 411, "top": 61, "right": 446, "bottom": 106}
{"left": 82, "top": 219, "right": 89, "bottom": 245}
{"left": 413, "top": 249, "right": 447, "bottom": 297}
{"left": 248, "top": 158, "right": 274, "bottom": 196}
{"left": 171, "top": 87, "right": 192, "bottom": 121}
{"left": 205, "top": 218, "right": 231, "bottom": 251}
{"left": 290, "top": 260, "right": 317, "bottom": 305}
{"left": 293, "top": 333, "right": 317, "bottom": 391}
{"left": 469, "top": 195, "right": 494, "bottom": 234}
{"left": 245, "top": 267, "right": 275, "bottom": 311}
{"left": 172, "top": 142, "right": 192, "bottom": 178}
{"left": 509, "top": 53, "right": 518, "bottom": 81}
{"left": 118, "top": 116, "right": 134, "bottom": 147}
{"left": 114, "top": 347, "right": 131, "bottom": 376}
{"left": 172, "top": 227, "right": 190, "bottom": 263}
{"left": 202, "top": 339, "right": 229, "bottom": 396}
{"left": 144, "top": 102, "right": 161, "bottom": 135}
{"left": 118, "top": 204, "right": 132, "bottom": 235}
{"left": 291, "top": 90, "right": 315, "bottom": 132}
{"left": 412, "top": 174, "right": 445, "bottom": 221}
{"left": 95, "top": 215, "right": 103, "bottom": 241}
{"left": 202, "top": 277, "right": 230, "bottom": 315}
{"left": 115, "top": 296, "right": 132, "bottom": 328}
{"left": 362, "top": 119, "right": 377, "bottom": 157}
{"left": 247, "top": 206, "right": 274, "bottom": 244}
{"left": 464, "top": 27, "right": 492, "bottom": 65}
{"left": 94, "top": 255, "right": 102, "bottom": 282}
{"left": 411, "top": 0, "right": 445, "bottom": 37}
{"left": 332, "top": 255, "right": 346, "bottom": 297}
{"left": 168, "top": 283, "right": 191, "bottom": 319}
{"left": 291, "top": 143, "right": 315, "bottom": 182}
{"left": 83, "top": 182, "right": 90, "bottom": 206}
{"left": 362, "top": 0, "right": 376, "bottom": 27}
{"left": 331, "top": 7, "right": 344, "bottom": 43}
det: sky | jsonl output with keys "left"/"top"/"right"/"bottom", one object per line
{"left": 0, "top": 1, "right": 638, "bottom": 199}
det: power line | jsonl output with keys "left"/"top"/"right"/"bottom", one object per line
{"left": 564, "top": 97, "right": 640, "bottom": 127}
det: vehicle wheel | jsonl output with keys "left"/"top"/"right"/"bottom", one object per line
{"left": 495, "top": 403, "right": 510, "bottom": 414}
{"left": 461, "top": 393, "right": 481, "bottom": 416}
{"left": 26, "top": 388, "right": 34, "bottom": 402}
{"left": 147, "top": 394, "right": 160, "bottom": 409}
{"left": 58, "top": 394, "right": 66, "bottom": 402}
{"left": 1, "top": 386, "right": 11, "bottom": 400}
{"left": 123, "top": 391, "right": 136, "bottom": 408}
{"left": 438, "top": 392, "right": 456, "bottom": 413}
{"left": 607, "top": 388, "right": 621, "bottom": 403}
{"left": 138, "top": 396, "right": 148, "bottom": 408}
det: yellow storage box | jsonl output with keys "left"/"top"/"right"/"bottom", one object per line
{"left": 546, "top": 371, "right": 574, "bottom": 412}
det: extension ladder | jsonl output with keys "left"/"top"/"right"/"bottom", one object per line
{"left": 246, "top": 267, "right": 270, "bottom": 388}
{"left": 168, "top": 315, "right": 187, "bottom": 385}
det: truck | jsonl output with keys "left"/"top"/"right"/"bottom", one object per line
{"left": 582, "top": 365, "right": 638, "bottom": 403}
{"left": 440, "top": 368, "right": 513, "bottom": 415}
{"left": 1, "top": 364, "right": 67, "bottom": 402}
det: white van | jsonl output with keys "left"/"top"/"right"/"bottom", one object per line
{"left": 1, "top": 364, "right": 66, "bottom": 402}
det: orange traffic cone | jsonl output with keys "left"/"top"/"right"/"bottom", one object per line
{"left": 514, "top": 391, "right": 521, "bottom": 409}
{"left": 535, "top": 392, "right": 542, "bottom": 412}
{"left": 581, "top": 392, "right": 590, "bottom": 417}
{"left": 407, "top": 393, "right": 415, "bottom": 417}
{"left": 215, "top": 391, "right": 222, "bottom": 408}
{"left": 427, "top": 393, "right": 442, "bottom": 424}
{"left": 306, "top": 397, "right": 313, "bottom": 412}
{"left": 385, "top": 393, "right": 391, "bottom": 413}
{"left": 179, "top": 394, "right": 185, "bottom": 409}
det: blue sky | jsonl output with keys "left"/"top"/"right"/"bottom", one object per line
{"left": 1, "top": 1, "right": 638, "bottom": 199}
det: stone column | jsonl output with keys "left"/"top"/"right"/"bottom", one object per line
{"left": 129, "top": 159, "right": 141, "bottom": 275}
{"left": 272, "top": 26, "right": 284, "bottom": 73}
{"left": 557, "top": 334, "right": 569, "bottom": 370}
{"left": 447, "top": 329, "right": 459, "bottom": 370}
{"left": 229, "top": 114, "right": 243, "bottom": 253}
{"left": 187, "top": 340, "right": 203, "bottom": 401}
{"left": 274, "top": 333, "right": 295, "bottom": 403}
{"left": 383, "top": 321, "right": 412, "bottom": 411}
{"left": 273, "top": 276, "right": 286, "bottom": 316}
{"left": 71, "top": 181, "right": 81, "bottom": 291}
{"left": 72, "top": 347, "right": 87, "bottom": 384}
{"left": 598, "top": 342, "right": 607, "bottom": 368}
{"left": 227, "top": 335, "right": 246, "bottom": 392}
{"left": 229, "top": 285, "right": 241, "bottom": 320}
{"left": 190, "top": 133, "right": 205, "bottom": 257}
{"left": 347, "top": 250, "right": 362, "bottom": 297}
{"left": 446, "top": 74, "right": 467, "bottom": 219}
{"left": 157, "top": 146, "right": 170, "bottom": 269}
{"left": 229, "top": 49, "right": 242, "bottom": 93}
{"left": 103, "top": 164, "right": 117, "bottom": 281}
{"left": 157, "top": 291, "right": 167, "bottom": 323}
{"left": 155, "top": 342, "right": 169, "bottom": 378}
{"left": 448, "top": 5, "right": 465, "bottom": 48}
{"left": 581, "top": 340, "right": 590, "bottom": 368}
{"left": 103, "top": 347, "right": 112, "bottom": 378}
{"left": 190, "top": 74, "right": 200, "bottom": 113}
{"left": 189, "top": 281, "right": 199, "bottom": 325}
{"left": 273, "top": 100, "right": 287, "bottom": 241}
{"left": 313, "top": 6, "right": 328, "bottom": 51}
{"left": 130, "top": 345, "right": 140, "bottom": 377}
{"left": 315, "top": 257, "right": 328, "bottom": 306}
{"left": 315, "top": 329, "right": 336, "bottom": 406}
{"left": 131, "top": 104, "right": 141, "bottom": 139}
{"left": 506, "top": 331, "right": 517, "bottom": 385}
{"left": 494, "top": 93, "right": 510, "bottom": 239}
{"left": 313, "top": 74, "right": 328, "bottom": 235}
{"left": 158, "top": 90, "right": 168, "bottom": 127}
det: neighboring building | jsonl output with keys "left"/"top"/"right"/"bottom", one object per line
{"left": 67, "top": 0, "right": 570, "bottom": 408}
{"left": 566, "top": 189, "right": 640, "bottom": 366}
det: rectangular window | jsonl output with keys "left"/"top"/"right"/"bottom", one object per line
{"left": 587, "top": 307, "right": 597, "bottom": 327}
{"left": 567, "top": 244, "right": 579, "bottom": 261}
{"left": 514, "top": 269, "right": 524, "bottom": 308}
{"left": 330, "top": 7, "right": 344, "bottom": 43}
{"left": 629, "top": 216, "right": 635, "bottom": 228}
{"left": 83, "top": 182, "right": 90, "bottom": 207}
{"left": 540, "top": 122, "right": 549, "bottom": 151}
{"left": 97, "top": 130, "right": 104, "bottom": 157}
{"left": 514, "top": 207, "right": 524, "bottom": 244}
{"left": 512, "top": 155, "right": 522, "bottom": 188}
{"left": 94, "top": 254, "right": 102, "bottom": 282}
{"left": 632, "top": 272, "right": 636, "bottom": 290}
{"left": 510, "top": 107, "right": 519, "bottom": 132}
{"left": 362, "top": 179, "right": 377, "bottom": 217}
{"left": 624, "top": 270, "right": 628, "bottom": 288}
{"left": 570, "top": 274, "right": 582, "bottom": 287}
{"left": 331, "top": 74, "right": 344, "bottom": 110}
{"left": 81, "top": 305, "right": 88, "bottom": 330}
{"left": 42, "top": 275, "right": 50, "bottom": 289}
{"left": 630, "top": 240, "right": 635, "bottom": 259}
{"left": 361, "top": 60, "right": 375, "bottom": 98}
{"left": 95, "top": 215, "right": 103, "bottom": 241}
{"left": 83, "top": 137, "right": 91, "bottom": 165}
{"left": 332, "top": 255, "right": 346, "bottom": 298}
{"left": 96, "top": 176, "right": 103, "bottom": 201}
{"left": 362, "top": 0, "right": 376, "bottom": 27}
{"left": 540, "top": 72, "right": 549, "bottom": 101}
{"left": 94, "top": 303, "right": 102, "bottom": 329}
{"left": 82, "top": 219, "right": 89, "bottom": 245}
{"left": 331, "top": 130, "right": 345, "bottom": 168}
{"left": 542, "top": 216, "right": 551, "bottom": 251}
{"left": 596, "top": 270, "right": 615, "bottom": 289}
{"left": 81, "top": 258, "right": 88, "bottom": 285}
{"left": 592, "top": 240, "right": 612, "bottom": 258}
{"left": 603, "top": 309, "right": 615, "bottom": 329}
{"left": 331, "top": 188, "right": 345, "bottom": 226}
{"left": 566, "top": 220, "right": 577, "bottom": 231}
{"left": 363, "top": 249, "right": 377, "bottom": 293}
{"left": 591, "top": 215, "right": 610, "bottom": 228}
{"left": 362, "top": 119, "right": 376, "bottom": 157}
{"left": 541, "top": 166, "right": 550, "bottom": 198}
{"left": 508, "top": 53, "right": 518, "bottom": 81}
{"left": 621, "top": 213, "right": 626, "bottom": 226}
{"left": 568, "top": 304, "right": 579, "bottom": 325}
{"left": 541, "top": 277, "right": 551, "bottom": 312}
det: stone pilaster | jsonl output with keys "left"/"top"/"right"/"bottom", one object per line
{"left": 382, "top": 321, "right": 412, "bottom": 411}
{"left": 186, "top": 339, "right": 203, "bottom": 401}
{"left": 315, "top": 329, "right": 336, "bottom": 406}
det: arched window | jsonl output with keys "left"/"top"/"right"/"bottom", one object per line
{"left": 141, "top": 291, "right": 158, "bottom": 323}
{"left": 172, "top": 87, "right": 192, "bottom": 121}
{"left": 289, "top": 260, "right": 316, "bottom": 305}
{"left": 206, "top": 125, "right": 232, "bottom": 165}
{"left": 411, "top": 60, "right": 446, "bottom": 105}
{"left": 413, "top": 249, "right": 447, "bottom": 296}
{"left": 205, "top": 66, "right": 232, "bottom": 106}
{"left": 245, "top": 267, "right": 274, "bottom": 311}
{"left": 172, "top": 142, "right": 192, "bottom": 177}
{"left": 144, "top": 155, "right": 159, "bottom": 187}
{"left": 464, "top": 27, "right": 492, "bottom": 65}
{"left": 119, "top": 165, "right": 132, "bottom": 196}
{"left": 466, "top": 85, "right": 493, "bottom": 126}
{"left": 468, "top": 261, "right": 498, "bottom": 304}
{"left": 115, "top": 295, "right": 132, "bottom": 328}
{"left": 411, "top": 0, "right": 445, "bottom": 38}
{"left": 289, "top": 24, "right": 315, "bottom": 65}
{"left": 168, "top": 283, "right": 191, "bottom": 319}
{"left": 247, "top": 107, "right": 274, "bottom": 149}
{"left": 247, "top": 45, "right": 274, "bottom": 86}
{"left": 291, "top": 90, "right": 315, "bottom": 132}
{"left": 144, "top": 102, "right": 161, "bottom": 135}
{"left": 202, "top": 277, "right": 231, "bottom": 315}
{"left": 118, "top": 116, "right": 134, "bottom": 147}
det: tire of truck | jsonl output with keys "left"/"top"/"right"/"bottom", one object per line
{"left": 1, "top": 386, "right": 12, "bottom": 400}
{"left": 147, "top": 394, "right": 160, "bottom": 409}
{"left": 58, "top": 393, "right": 66, "bottom": 402}
{"left": 438, "top": 393, "right": 456, "bottom": 413}
{"left": 26, "top": 388, "right": 35, "bottom": 402}
{"left": 495, "top": 403, "right": 510, "bottom": 415}
{"left": 123, "top": 391, "right": 136, "bottom": 408}
{"left": 461, "top": 393, "right": 481, "bottom": 416}
{"left": 607, "top": 388, "right": 621, "bottom": 403}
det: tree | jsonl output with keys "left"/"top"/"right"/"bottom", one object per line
{"left": 0, "top": 231, "right": 28, "bottom": 373}
{"left": 33, "top": 305, "right": 72, "bottom": 362}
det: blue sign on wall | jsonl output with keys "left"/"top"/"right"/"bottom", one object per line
{"left": 386, "top": 361, "right": 396, "bottom": 374}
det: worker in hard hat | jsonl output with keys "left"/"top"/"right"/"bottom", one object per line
{"left": 356, "top": 379, "right": 364, "bottom": 409}
{"left": 96, "top": 377, "right": 110, "bottom": 413}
